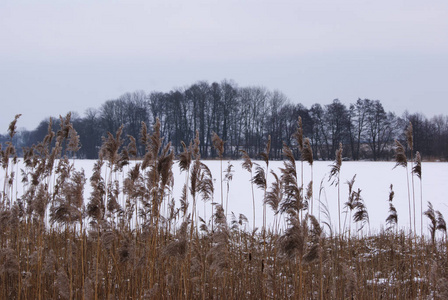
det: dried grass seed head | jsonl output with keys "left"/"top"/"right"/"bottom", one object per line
{"left": 386, "top": 203, "right": 398, "bottom": 229}
{"left": 388, "top": 184, "right": 394, "bottom": 202}
{"left": 413, "top": 151, "right": 422, "bottom": 179}
{"left": 437, "top": 211, "right": 447, "bottom": 233}
{"left": 282, "top": 143, "right": 296, "bottom": 169}
{"left": 43, "top": 118, "right": 55, "bottom": 145}
{"left": 240, "top": 150, "right": 253, "bottom": 173}
{"left": 150, "top": 118, "right": 163, "bottom": 159}
{"left": 252, "top": 163, "right": 267, "bottom": 190}
{"left": 101, "top": 125, "right": 124, "bottom": 166}
{"left": 301, "top": 138, "right": 313, "bottom": 166}
{"left": 294, "top": 116, "right": 304, "bottom": 152}
{"left": 67, "top": 127, "right": 81, "bottom": 153}
{"left": 198, "top": 162, "right": 214, "bottom": 202}
{"left": 393, "top": 140, "right": 407, "bottom": 169}
{"left": 140, "top": 121, "right": 148, "bottom": 146}
{"left": 193, "top": 130, "right": 200, "bottom": 159}
{"left": 406, "top": 121, "right": 413, "bottom": 151}
{"left": 127, "top": 135, "right": 137, "bottom": 157}
{"left": 178, "top": 141, "right": 192, "bottom": 172}
{"left": 260, "top": 135, "right": 271, "bottom": 166}
{"left": 265, "top": 170, "right": 282, "bottom": 213}
{"left": 8, "top": 114, "right": 21, "bottom": 139}
{"left": 212, "top": 131, "right": 224, "bottom": 158}
{"left": 329, "top": 143, "right": 343, "bottom": 185}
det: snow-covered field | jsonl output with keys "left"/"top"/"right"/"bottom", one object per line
{"left": 179, "top": 160, "right": 448, "bottom": 236}
{"left": 5, "top": 159, "right": 448, "bottom": 235}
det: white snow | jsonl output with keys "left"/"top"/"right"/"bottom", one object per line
{"left": 3, "top": 159, "right": 448, "bottom": 236}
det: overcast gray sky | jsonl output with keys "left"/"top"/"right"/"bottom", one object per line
{"left": 1, "top": 0, "right": 448, "bottom": 132}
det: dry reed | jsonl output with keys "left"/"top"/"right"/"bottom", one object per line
{"left": 0, "top": 116, "right": 446, "bottom": 299}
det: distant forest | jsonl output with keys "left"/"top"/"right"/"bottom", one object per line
{"left": 2, "top": 80, "right": 448, "bottom": 161}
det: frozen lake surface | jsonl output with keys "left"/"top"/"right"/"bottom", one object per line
{"left": 5, "top": 159, "right": 448, "bottom": 236}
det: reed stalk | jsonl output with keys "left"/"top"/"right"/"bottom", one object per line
{"left": 0, "top": 115, "right": 446, "bottom": 299}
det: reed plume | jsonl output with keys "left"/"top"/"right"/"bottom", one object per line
{"left": 212, "top": 131, "right": 224, "bottom": 157}
{"left": 437, "top": 211, "right": 446, "bottom": 234}
{"left": 189, "top": 132, "right": 201, "bottom": 236}
{"left": 424, "top": 202, "right": 437, "bottom": 245}
{"left": 304, "top": 181, "right": 312, "bottom": 213}
{"left": 141, "top": 119, "right": 162, "bottom": 170}
{"left": 123, "top": 163, "right": 142, "bottom": 228}
{"left": 394, "top": 140, "right": 412, "bottom": 235}
{"left": 1, "top": 114, "right": 21, "bottom": 207}
{"left": 127, "top": 135, "right": 137, "bottom": 157}
{"left": 33, "top": 183, "right": 50, "bottom": 221}
{"left": 240, "top": 149, "right": 252, "bottom": 173}
{"left": 406, "top": 122, "right": 417, "bottom": 235}
{"left": 149, "top": 118, "right": 163, "bottom": 159}
{"left": 329, "top": 143, "right": 342, "bottom": 184}
{"left": 230, "top": 212, "right": 249, "bottom": 232}
{"left": 224, "top": 161, "right": 234, "bottom": 217}
{"left": 240, "top": 149, "right": 256, "bottom": 229}
{"left": 178, "top": 141, "right": 192, "bottom": 222}
{"left": 265, "top": 170, "right": 282, "bottom": 214}
{"left": 279, "top": 144, "right": 303, "bottom": 217}
{"left": 253, "top": 164, "right": 266, "bottom": 190}
{"left": 68, "top": 126, "right": 81, "bottom": 154}
{"left": 101, "top": 125, "right": 125, "bottom": 171}
{"left": 406, "top": 121, "right": 413, "bottom": 153}
{"left": 189, "top": 131, "right": 214, "bottom": 237}
{"left": 179, "top": 184, "right": 189, "bottom": 220}
{"left": 57, "top": 113, "right": 71, "bottom": 144}
{"left": 413, "top": 151, "right": 423, "bottom": 234}
{"left": 179, "top": 141, "right": 192, "bottom": 173}
{"left": 259, "top": 135, "right": 271, "bottom": 167}
{"left": 301, "top": 138, "right": 313, "bottom": 165}
{"left": 50, "top": 168, "right": 86, "bottom": 226}
{"left": 255, "top": 135, "right": 269, "bottom": 244}
{"left": 87, "top": 157, "right": 106, "bottom": 223}
{"left": 352, "top": 189, "right": 369, "bottom": 233}
{"left": 212, "top": 131, "right": 225, "bottom": 208}
{"left": 7, "top": 114, "right": 21, "bottom": 139}
{"left": 394, "top": 140, "right": 407, "bottom": 169}
{"left": 302, "top": 138, "right": 314, "bottom": 214}
{"left": 197, "top": 162, "right": 214, "bottom": 203}
{"left": 293, "top": 116, "right": 304, "bottom": 152}
{"left": 141, "top": 118, "right": 174, "bottom": 231}
{"left": 140, "top": 121, "right": 148, "bottom": 146}
{"left": 343, "top": 175, "right": 357, "bottom": 237}
{"left": 329, "top": 142, "right": 343, "bottom": 235}
{"left": 386, "top": 184, "right": 398, "bottom": 231}
{"left": 412, "top": 151, "right": 421, "bottom": 179}
{"left": 265, "top": 170, "right": 282, "bottom": 232}
{"left": 294, "top": 117, "right": 310, "bottom": 218}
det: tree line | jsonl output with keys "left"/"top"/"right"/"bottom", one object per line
{"left": 2, "top": 80, "right": 448, "bottom": 161}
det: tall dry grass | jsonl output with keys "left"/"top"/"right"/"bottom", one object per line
{"left": 0, "top": 116, "right": 447, "bottom": 299}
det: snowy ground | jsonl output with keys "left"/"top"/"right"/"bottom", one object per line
{"left": 4, "top": 159, "right": 448, "bottom": 236}
{"left": 184, "top": 160, "right": 448, "bottom": 236}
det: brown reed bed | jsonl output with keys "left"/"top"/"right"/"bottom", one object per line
{"left": 1, "top": 115, "right": 448, "bottom": 299}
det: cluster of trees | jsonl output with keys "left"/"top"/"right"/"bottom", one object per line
{"left": 2, "top": 80, "right": 448, "bottom": 160}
